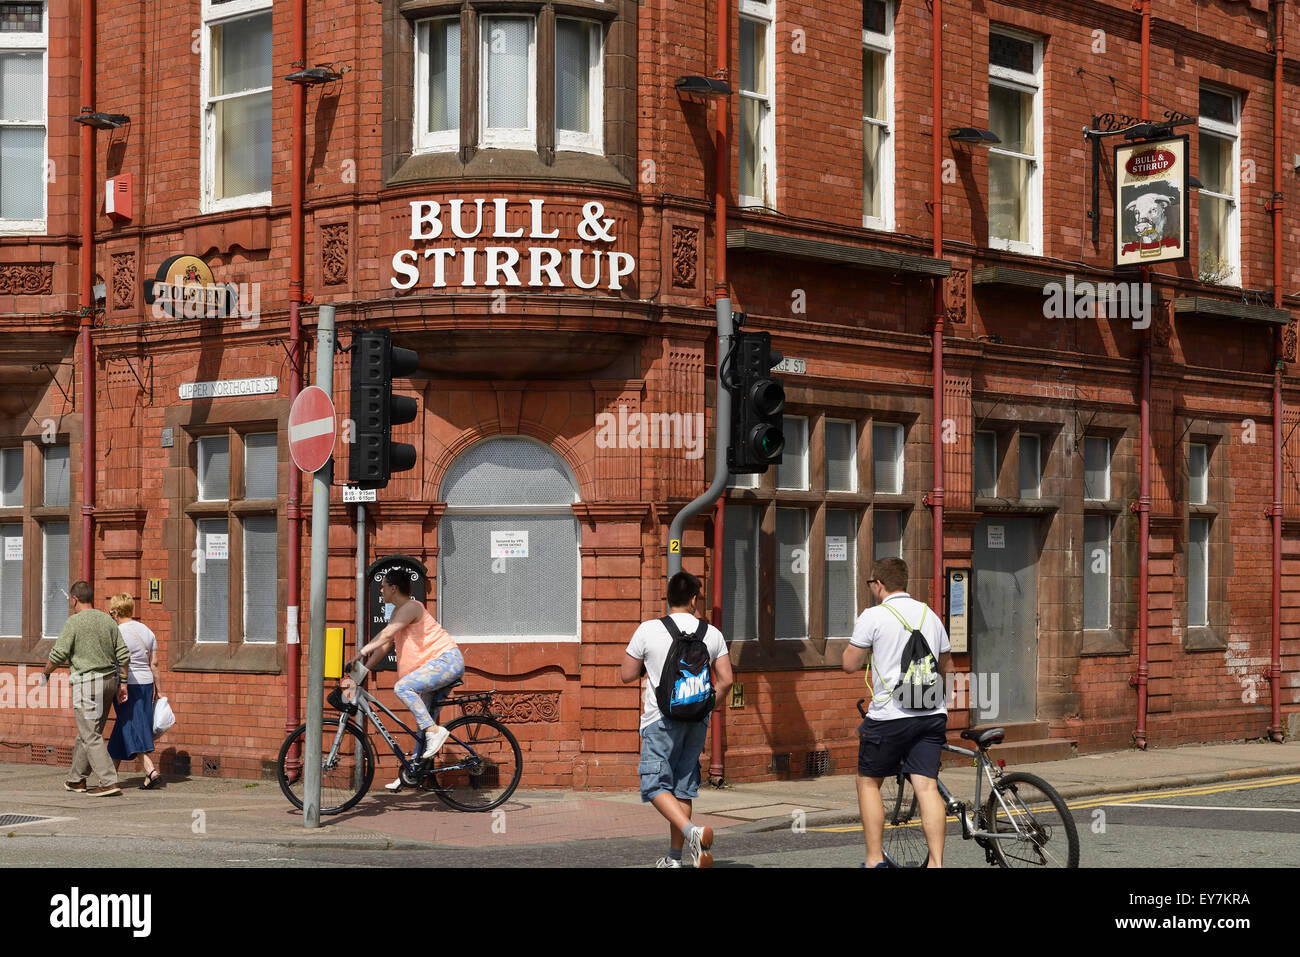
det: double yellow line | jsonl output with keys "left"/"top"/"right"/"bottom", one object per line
{"left": 810, "top": 775, "right": 1300, "bottom": 833}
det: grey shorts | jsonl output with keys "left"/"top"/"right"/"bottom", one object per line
{"left": 638, "top": 716, "right": 710, "bottom": 803}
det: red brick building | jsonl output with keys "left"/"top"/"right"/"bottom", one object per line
{"left": 1, "top": 0, "right": 1297, "bottom": 788}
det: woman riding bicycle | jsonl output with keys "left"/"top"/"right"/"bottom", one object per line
{"left": 345, "top": 569, "right": 464, "bottom": 763}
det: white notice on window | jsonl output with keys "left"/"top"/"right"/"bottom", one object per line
{"left": 825, "top": 536, "right": 848, "bottom": 562}
{"left": 4, "top": 536, "right": 20, "bottom": 561}
{"left": 987, "top": 525, "right": 1005, "bottom": 549}
{"left": 206, "top": 533, "right": 229, "bottom": 561}
{"left": 491, "top": 530, "right": 529, "bottom": 558}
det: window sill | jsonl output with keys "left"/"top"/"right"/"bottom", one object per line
{"left": 1184, "top": 625, "right": 1227, "bottom": 652}
{"left": 172, "top": 640, "right": 282, "bottom": 674}
{"left": 1083, "top": 500, "right": 1124, "bottom": 514}
{"left": 389, "top": 148, "right": 631, "bottom": 188}
{"left": 0, "top": 223, "right": 47, "bottom": 237}
{"left": 1189, "top": 504, "right": 1218, "bottom": 517}
{"left": 202, "top": 193, "right": 272, "bottom": 216}
{"left": 1080, "top": 627, "right": 1129, "bottom": 656}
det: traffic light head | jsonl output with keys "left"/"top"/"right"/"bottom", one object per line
{"left": 348, "top": 329, "right": 420, "bottom": 487}
{"left": 727, "top": 331, "right": 785, "bottom": 474}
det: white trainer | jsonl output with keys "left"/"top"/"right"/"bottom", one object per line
{"left": 685, "top": 825, "right": 714, "bottom": 868}
{"left": 384, "top": 777, "right": 404, "bottom": 792}
{"left": 421, "top": 725, "right": 451, "bottom": 759}
{"left": 654, "top": 857, "right": 683, "bottom": 868}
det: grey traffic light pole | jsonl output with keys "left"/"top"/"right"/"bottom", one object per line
{"left": 303, "top": 304, "right": 336, "bottom": 828}
{"left": 667, "top": 298, "right": 733, "bottom": 593}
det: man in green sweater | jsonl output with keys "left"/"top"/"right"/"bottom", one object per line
{"left": 41, "top": 580, "right": 130, "bottom": 796}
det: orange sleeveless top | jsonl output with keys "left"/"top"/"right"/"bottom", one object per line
{"left": 395, "top": 601, "right": 457, "bottom": 677}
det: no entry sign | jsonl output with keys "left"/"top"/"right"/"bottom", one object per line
{"left": 289, "top": 386, "right": 337, "bottom": 473}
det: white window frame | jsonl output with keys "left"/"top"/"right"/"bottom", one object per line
{"left": 1188, "top": 516, "right": 1210, "bottom": 627}
{"left": 437, "top": 437, "right": 580, "bottom": 643}
{"left": 1083, "top": 514, "right": 1111, "bottom": 631}
{"left": 862, "top": 1, "right": 894, "bottom": 231}
{"left": 0, "top": 519, "right": 20, "bottom": 637}
{"left": 1084, "top": 436, "right": 1111, "bottom": 502}
{"left": 413, "top": 15, "right": 462, "bottom": 154}
{"left": 738, "top": 0, "right": 775, "bottom": 208}
{"left": 1198, "top": 86, "right": 1240, "bottom": 287}
{"left": 873, "top": 422, "right": 904, "bottom": 495}
{"left": 241, "top": 514, "right": 277, "bottom": 644}
{"left": 0, "top": 446, "right": 22, "bottom": 507}
{"left": 987, "top": 28, "right": 1043, "bottom": 256}
{"left": 974, "top": 429, "right": 998, "bottom": 498}
{"left": 194, "top": 518, "right": 228, "bottom": 644}
{"left": 0, "top": 2, "right": 47, "bottom": 235}
{"left": 554, "top": 18, "right": 603, "bottom": 155}
{"left": 774, "top": 506, "right": 809, "bottom": 641}
{"left": 826, "top": 417, "right": 858, "bottom": 492}
{"left": 1188, "top": 442, "right": 1209, "bottom": 505}
{"left": 1019, "top": 432, "right": 1041, "bottom": 499}
{"left": 776, "top": 414, "right": 809, "bottom": 490}
{"left": 200, "top": 0, "right": 272, "bottom": 213}
{"left": 479, "top": 14, "right": 537, "bottom": 151}
{"left": 197, "top": 435, "right": 229, "bottom": 503}
{"left": 41, "top": 520, "right": 67, "bottom": 639}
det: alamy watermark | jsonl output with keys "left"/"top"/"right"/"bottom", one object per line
{"left": 151, "top": 280, "right": 262, "bottom": 327}
{"left": 595, "top": 406, "right": 705, "bottom": 460}
{"left": 1043, "top": 275, "right": 1153, "bottom": 329}
{"left": 0, "top": 667, "right": 92, "bottom": 710}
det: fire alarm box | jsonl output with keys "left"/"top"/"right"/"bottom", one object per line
{"left": 106, "top": 174, "right": 132, "bottom": 223}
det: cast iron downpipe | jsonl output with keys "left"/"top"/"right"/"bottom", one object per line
{"left": 78, "top": 1, "right": 96, "bottom": 585}
{"left": 284, "top": 0, "right": 307, "bottom": 762}
{"left": 1133, "top": 0, "right": 1153, "bottom": 750}
{"left": 929, "top": 0, "right": 945, "bottom": 611}
{"left": 1269, "top": 0, "right": 1286, "bottom": 743}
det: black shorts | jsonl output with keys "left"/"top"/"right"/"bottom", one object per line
{"left": 857, "top": 713, "right": 947, "bottom": 779}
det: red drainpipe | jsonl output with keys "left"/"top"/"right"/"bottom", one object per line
{"left": 78, "top": 0, "right": 96, "bottom": 586}
{"left": 1268, "top": 0, "right": 1286, "bottom": 743}
{"left": 1133, "top": 0, "right": 1152, "bottom": 750}
{"left": 708, "top": 0, "right": 730, "bottom": 784}
{"left": 929, "top": 0, "right": 945, "bottom": 611}
{"left": 284, "top": 0, "right": 306, "bottom": 758}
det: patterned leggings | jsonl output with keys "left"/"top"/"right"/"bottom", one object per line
{"left": 394, "top": 648, "right": 465, "bottom": 731}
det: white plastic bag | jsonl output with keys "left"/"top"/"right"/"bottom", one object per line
{"left": 153, "top": 695, "right": 176, "bottom": 735}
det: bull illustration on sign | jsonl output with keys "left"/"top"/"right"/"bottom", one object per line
{"left": 1120, "top": 181, "right": 1182, "bottom": 257}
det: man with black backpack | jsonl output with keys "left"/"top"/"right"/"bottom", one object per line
{"left": 841, "top": 557, "right": 952, "bottom": 867}
{"left": 622, "top": 571, "right": 733, "bottom": 868}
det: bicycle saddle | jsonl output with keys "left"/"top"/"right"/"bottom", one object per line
{"left": 960, "top": 727, "right": 1005, "bottom": 747}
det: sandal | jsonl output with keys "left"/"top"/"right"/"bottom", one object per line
{"left": 139, "top": 770, "right": 161, "bottom": 790}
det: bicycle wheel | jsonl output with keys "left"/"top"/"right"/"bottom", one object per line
{"left": 879, "top": 770, "right": 929, "bottom": 868}
{"left": 276, "top": 718, "right": 376, "bottom": 815}
{"left": 984, "top": 771, "right": 1079, "bottom": 868}
{"left": 430, "top": 715, "right": 522, "bottom": 812}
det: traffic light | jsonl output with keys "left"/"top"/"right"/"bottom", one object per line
{"left": 726, "top": 330, "right": 785, "bottom": 474}
{"left": 348, "top": 328, "right": 419, "bottom": 488}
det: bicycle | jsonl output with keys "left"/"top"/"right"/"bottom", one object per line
{"left": 857, "top": 699, "right": 1080, "bottom": 868}
{"left": 277, "top": 673, "right": 523, "bottom": 814}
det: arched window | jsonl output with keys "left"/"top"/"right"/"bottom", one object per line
{"left": 438, "top": 437, "right": 580, "bottom": 642}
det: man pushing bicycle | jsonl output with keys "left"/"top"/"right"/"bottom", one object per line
{"left": 841, "top": 557, "right": 952, "bottom": 868}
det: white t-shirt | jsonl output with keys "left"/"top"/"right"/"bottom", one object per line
{"left": 625, "top": 613, "right": 728, "bottom": 731}
{"left": 118, "top": 619, "right": 157, "bottom": 686}
{"left": 849, "top": 593, "right": 950, "bottom": 721}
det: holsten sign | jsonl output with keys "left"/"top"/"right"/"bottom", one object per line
{"left": 391, "top": 198, "right": 636, "bottom": 291}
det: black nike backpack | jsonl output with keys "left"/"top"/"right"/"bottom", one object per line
{"left": 654, "top": 616, "right": 716, "bottom": 722}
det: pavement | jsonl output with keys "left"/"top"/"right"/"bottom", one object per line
{"left": 2, "top": 738, "right": 1299, "bottom": 853}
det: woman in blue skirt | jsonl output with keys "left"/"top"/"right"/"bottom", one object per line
{"left": 106, "top": 593, "right": 162, "bottom": 789}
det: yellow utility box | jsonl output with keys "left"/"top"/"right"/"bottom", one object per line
{"left": 325, "top": 627, "right": 344, "bottom": 679}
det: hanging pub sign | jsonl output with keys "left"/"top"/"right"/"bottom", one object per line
{"left": 1114, "top": 135, "right": 1189, "bottom": 268}
{"left": 390, "top": 197, "right": 636, "bottom": 292}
